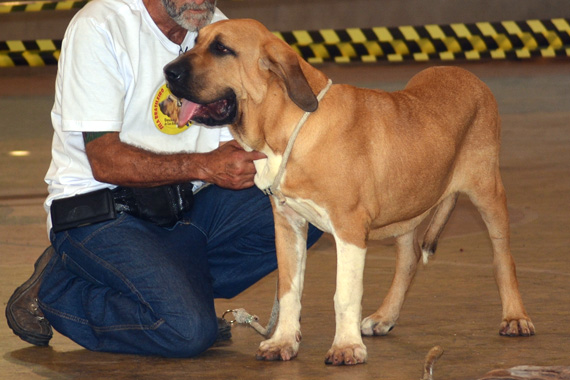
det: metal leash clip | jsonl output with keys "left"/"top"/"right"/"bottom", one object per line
{"left": 221, "top": 308, "right": 271, "bottom": 337}
{"left": 222, "top": 309, "right": 237, "bottom": 324}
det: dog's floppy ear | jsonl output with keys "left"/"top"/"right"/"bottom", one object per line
{"left": 261, "top": 41, "right": 318, "bottom": 112}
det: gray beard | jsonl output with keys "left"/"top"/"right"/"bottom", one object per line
{"left": 161, "top": 0, "right": 216, "bottom": 31}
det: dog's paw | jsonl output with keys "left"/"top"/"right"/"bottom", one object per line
{"left": 325, "top": 344, "right": 367, "bottom": 366}
{"left": 360, "top": 315, "right": 396, "bottom": 336}
{"left": 255, "top": 335, "right": 301, "bottom": 361}
{"left": 499, "top": 318, "right": 535, "bottom": 337}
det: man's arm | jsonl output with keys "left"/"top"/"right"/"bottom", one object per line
{"left": 83, "top": 132, "right": 265, "bottom": 189}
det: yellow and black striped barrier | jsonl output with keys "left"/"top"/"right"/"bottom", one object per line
{"left": 1, "top": 18, "right": 569, "bottom": 66}
{"left": 0, "top": 0, "right": 87, "bottom": 13}
{"left": 0, "top": 39, "right": 60, "bottom": 52}
{"left": 275, "top": 18, "right": 570, "bottom": 63}
{"left": 0, "top": 39, "right": 60, "bottom": 67}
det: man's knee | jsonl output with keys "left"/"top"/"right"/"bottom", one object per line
{"left": 155, "top": 315, "right": 218, "bottom": 358}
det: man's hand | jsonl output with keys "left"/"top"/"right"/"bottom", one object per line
{"left": 201, "top": 140, "right": 266, "bottom": 189}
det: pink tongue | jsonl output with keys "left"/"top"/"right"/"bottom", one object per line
{"left": 178, "top": 99, "right": 200, "bottom": 127}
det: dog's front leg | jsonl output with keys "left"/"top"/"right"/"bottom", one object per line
{"left": 256, "top": 200, "right": 308, "bottom": 361}
{"left": 325, "top": 236, "right": 368, "bottom": 365}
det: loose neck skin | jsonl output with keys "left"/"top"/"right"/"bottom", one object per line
{"left": 237, "top": 60, "right": 330, "bottom": 157}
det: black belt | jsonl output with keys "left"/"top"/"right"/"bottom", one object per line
{"left": 51, "top": 184, "right": 194, "bottom": 233}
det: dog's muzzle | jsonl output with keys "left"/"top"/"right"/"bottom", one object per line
{"left": 163, "top": 60, "right": 237, "bottom": 126}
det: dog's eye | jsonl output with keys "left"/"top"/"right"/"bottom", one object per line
{"left": 210, "top": 40, "right": 235, "bottom": 56}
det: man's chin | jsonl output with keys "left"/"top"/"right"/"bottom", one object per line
{"left": 177, "top": 12, "right": 214, "bottom": 32}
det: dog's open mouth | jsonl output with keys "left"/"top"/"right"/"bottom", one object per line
{"left": 176, "top": 93, "right": 237, "bottom": 127}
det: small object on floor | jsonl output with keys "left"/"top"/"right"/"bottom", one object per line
{"left": 421, "top": 346, "right": 444, "bottom": 380}
{"left": 421, "top": 346, "right": 570, "bottom": 380}
{"left": 5, "top": 246, "right": 54, "bottom": 346}
{"left": 479, "top": 366, "right": 570, "bottom": 379}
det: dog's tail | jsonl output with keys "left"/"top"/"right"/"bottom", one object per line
{"left": 421, "top": 193, "right": 459, "bottom": 264}
{"left": 421, "top": 346, "right": 444, "bottom": 380}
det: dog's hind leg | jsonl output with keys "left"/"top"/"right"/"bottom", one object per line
{"left": 467, "top": 172, "right": 535, "bottom": 337}
{"left": 421, "top": 193, "right": 459, "bottom": 264}
{"left": 361, "top": 228, "right": 422, "bottom": 336}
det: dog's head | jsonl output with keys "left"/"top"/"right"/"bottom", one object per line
{"left": 159, "top": 94, "right": 181, "bottom": 124}
{"left": 163, "top": 19, "right": 321, "bottom": 130}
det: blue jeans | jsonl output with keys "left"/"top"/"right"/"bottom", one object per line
{"left": 38, "top": 186, "right": 322, "bottom": 357}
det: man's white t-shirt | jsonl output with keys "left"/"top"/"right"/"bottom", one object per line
{"left": 44, "top": 0, "right": 232, "bottom": 232}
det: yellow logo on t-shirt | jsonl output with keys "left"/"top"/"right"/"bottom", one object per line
{"left": 152, "top": 84, "right": 191, "bottom": 135}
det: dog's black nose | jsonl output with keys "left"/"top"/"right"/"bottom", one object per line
{"left": 163, "top": 62, "right": 185, "bottom": 83}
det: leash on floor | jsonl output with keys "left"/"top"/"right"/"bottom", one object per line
{"left": 222, "top": 290, "right": 279, "bottom": 338}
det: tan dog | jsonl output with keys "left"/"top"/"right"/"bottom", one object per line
{"left": 163, "top": 19, "right": 534, "bottom": 365}
{"left": 159, "top": 94, "right": 182, "bottom": 125}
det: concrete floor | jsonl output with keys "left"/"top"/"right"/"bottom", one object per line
{"left": 1, "top": 59, "right": 569, "bottom": 379}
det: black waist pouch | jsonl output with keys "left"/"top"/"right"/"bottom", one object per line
{"left": 51, "top": 188, "right": 116, "bottom": 233}
{"left": 50, "top": 184, "right": 194, "bottom": 233}
{"left": 113, "top": 183, "right": 194, "bottom": 228}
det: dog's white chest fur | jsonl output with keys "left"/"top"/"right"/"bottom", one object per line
{"left": 284, "top": 197, "right": 334, "bottom": 233}
{"left": 254, "top": 155, "right": 334, "bottom": 233}
{"left": 253, "top": 154, "right": 281, "bottom": 191}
